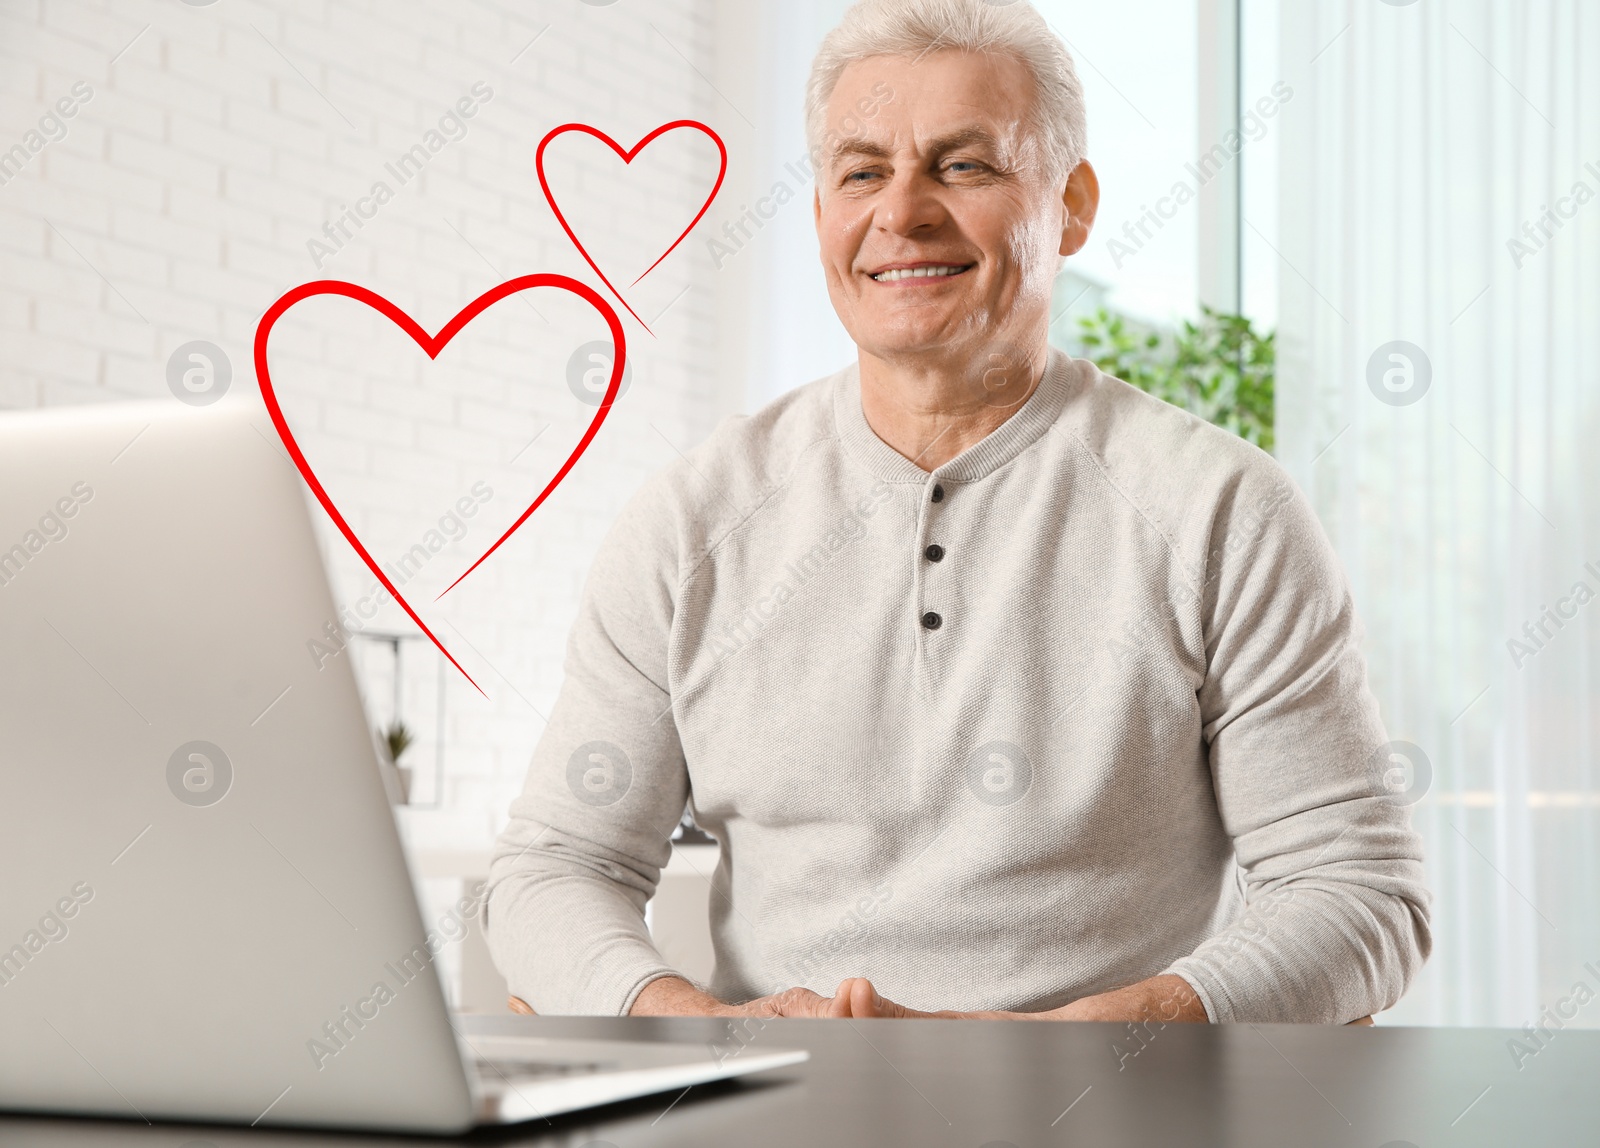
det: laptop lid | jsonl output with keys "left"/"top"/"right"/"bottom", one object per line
{"left": 0, "top": 402, "right": 477, "bottom": 1134}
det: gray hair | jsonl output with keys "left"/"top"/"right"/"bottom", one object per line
{"left": 805, "top": 0, "right": 1088, "bottom": 186}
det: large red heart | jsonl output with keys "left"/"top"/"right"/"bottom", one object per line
{"left": 536, "top": 120, "right": 727, "bottom": 335}
{"left": 254, "top": 275, "right": 626, "bottom": 693}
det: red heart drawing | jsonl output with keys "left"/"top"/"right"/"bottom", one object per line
{"left": 536, "top": 120, "right": 727, "bottom": 336}
{"left": 254, "top": 275, "right": 627, "bottom": 693}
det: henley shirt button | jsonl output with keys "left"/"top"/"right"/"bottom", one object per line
{"left": 931, "top": 484, "right": 945, "bottom": 503}
{"left": 925, "top": 544, "right": 945, "bottom": 562}
{"left": 921, "top": 611, "right": 943, "bottom": 630}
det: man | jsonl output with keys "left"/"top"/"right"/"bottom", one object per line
{"left": 486, "top": 0, "right": 1430, "bottom": 1025}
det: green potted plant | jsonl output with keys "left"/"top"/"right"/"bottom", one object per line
{"left": 1075, "top": 305, "right": 1275, "bottom": 453}
{"left": 379, "top": 719, "right": 415, "bottom": 804}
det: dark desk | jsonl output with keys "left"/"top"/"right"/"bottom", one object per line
{"left": 2, "top": 1014, "right": 1594, "bottom": 1147}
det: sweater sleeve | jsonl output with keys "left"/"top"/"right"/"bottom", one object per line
{"left": 484, "top": 484, "right": 689, "bottom": 1016}
{"left": 1162, "top": 472, "right": 1432, "bottom": 1024}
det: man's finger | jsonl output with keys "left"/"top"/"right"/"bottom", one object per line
{"left": 768, "top": 986, "right": 833, "bottom": 1018}
{"left": 845, "top": 977, "right": 916, "bottom": 1018}
{"left": 826, "top": 979, "right": 858, "bottom": 1018}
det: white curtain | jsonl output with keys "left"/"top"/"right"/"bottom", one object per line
{"left": 1274, "top": 0, "right": 1600, "bottom": 1026}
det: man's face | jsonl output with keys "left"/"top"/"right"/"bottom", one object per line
{"left": 814, "top": 50, "right": 1072, "bottom": 367}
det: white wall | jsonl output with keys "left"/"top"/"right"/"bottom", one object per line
{"left": 0, "top": 0, "right": 735, "bottom": 854}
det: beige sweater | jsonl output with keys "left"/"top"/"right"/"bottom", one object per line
{"left": 486, "top": 347, "right": 1431, "bottom": 1022}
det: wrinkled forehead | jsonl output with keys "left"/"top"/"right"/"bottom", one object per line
{"left": 819, "top": 50, "right": 1039, "bottom": 167}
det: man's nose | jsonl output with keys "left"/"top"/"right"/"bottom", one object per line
{"left": 874, "top": 170, "right": 946, "bottom": 235}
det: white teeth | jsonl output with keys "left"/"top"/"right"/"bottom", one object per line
{"left": 872, "top": 265, "right": 967, "bottom": 282}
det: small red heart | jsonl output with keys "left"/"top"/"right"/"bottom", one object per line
{"left": 254, "top": 275, "right": 626, "bottom": 693}
{"left": 536, "top": 120, "right": 727, "bottom": 335}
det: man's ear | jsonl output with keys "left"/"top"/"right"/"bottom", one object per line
{"left": 1059, "top": 159, "right": 1100, "bottom": 257}
{"left": 813, "top": 183, "right": 822, "bottom": 228}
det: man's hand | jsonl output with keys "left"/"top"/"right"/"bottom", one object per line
{"left": 628, "top": 975, "right": 837, "bottom": 1018}
{"left": 630, "top": 973, "right": 1208, "bottom": 1023}
{"left": 828, "top": 973, "right": 1209, "bottom": 1024}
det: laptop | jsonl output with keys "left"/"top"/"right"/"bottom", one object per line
{"left": 0, "top": 400, "right": 805, "bottom": 1134}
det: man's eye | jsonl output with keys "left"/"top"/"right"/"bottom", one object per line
{"left": 844, "top": 170, "right": 878, "bottom": 183}
{"left": 945, "top": 160, "right": 983, "bottom": 174}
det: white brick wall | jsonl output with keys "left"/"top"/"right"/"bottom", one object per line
{"left": 0, "top": 0, "right": 741, "bottom": 853}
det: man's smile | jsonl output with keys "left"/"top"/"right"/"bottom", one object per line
{"left": 867, "top": 261, "right": 976, "bottom": 284}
